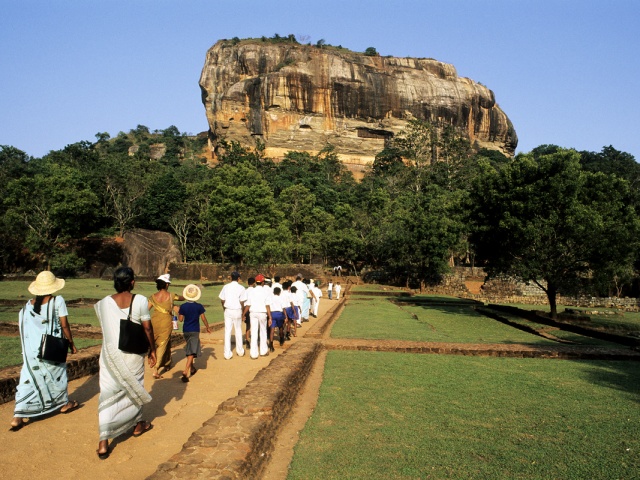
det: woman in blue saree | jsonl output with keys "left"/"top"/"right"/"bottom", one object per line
{"left": 10, "top": 271, "right": 79, "bottom": 431}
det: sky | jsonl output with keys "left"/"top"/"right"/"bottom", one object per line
{"left": 1, "top": 0, "right": 639, "bottom": 160}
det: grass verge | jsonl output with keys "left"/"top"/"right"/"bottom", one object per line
{"left": 332, "top": 296, "right": 556, "bottom": 344}
{"left": 288, "top": 351, "right": 640, "bottom": 479}
{"left": 0, "top": 336, "right": 101, "bottom": 369}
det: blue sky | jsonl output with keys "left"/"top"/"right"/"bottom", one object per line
{"left": 1, "top": 0, "right": 638, "bottom": 160}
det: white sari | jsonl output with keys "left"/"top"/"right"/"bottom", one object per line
{"left": 95, "top": 295, "right": 151, "bottom": 441}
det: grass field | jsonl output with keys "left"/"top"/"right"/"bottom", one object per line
{"left": 0, "top": 279, "right": 225, "bottom": 369}
{"left": 288, "top": 351, "right": 640, "bottom": 480}
{"left": 332, "top": 295, "right": 558, "bottom": 345}
{"left": 0, "top": 279, "right": 224, "bottom": 327}
{"left": 502, "top": 303, "right": 640, "bottom": 333}
{"left": 0, "top": 336, "right": 102, "bottom": 369}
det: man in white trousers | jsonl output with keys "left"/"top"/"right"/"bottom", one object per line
{"left": 242, "top": 274, "right": 272, "bottom": 358}
{"left": 219, "top": 271, "right": 246, "bottom": 360}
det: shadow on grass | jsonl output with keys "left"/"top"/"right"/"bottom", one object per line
{"left": 575, "top": 360, "right": 640, "bottom": 400}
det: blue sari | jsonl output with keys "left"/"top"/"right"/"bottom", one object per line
{"left": 14, "top": 297, "right": 70, "bottom": 418}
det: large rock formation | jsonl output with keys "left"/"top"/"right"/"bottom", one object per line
{"left": 199, "top": 40, "right": 517, "bottom": 172}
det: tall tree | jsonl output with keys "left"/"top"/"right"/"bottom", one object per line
{"left": 469, "top": 148, "right": 640, "bottom": 317}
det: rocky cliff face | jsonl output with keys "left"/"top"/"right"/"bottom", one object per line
{"left": 199, "top": 40, "right": 517, "bottom": 171}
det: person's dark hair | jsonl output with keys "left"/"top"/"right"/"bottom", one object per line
{"left": 247, "top": 277, "right": 255, "bottom": 286}
{"left": 33, "top": 295, "right": 46, "bottom": 314}
{"left": 291, "top": 286, "right": 297, "bottom": 293}
{"left": 274, "top": 276, "right": 280, "bottom": 283}
{"left": 114, "top": 266, "right": 135, "bottom": 293}
{"left": 274, "top": 287, "right": 281, "bottom": 295}
{"left": 156, "top": 279, "right": 168, "bottom": 291}
{"left": 303, "top": 278, "right": 310, "bottom": 285}
{"left": 283, "top": 280, "right": 292, "bottom": 289}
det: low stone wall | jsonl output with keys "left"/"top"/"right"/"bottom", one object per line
{"left": 149, "top": 340, "right": 322, "bottom": 480}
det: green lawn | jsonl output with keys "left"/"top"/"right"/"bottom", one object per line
{"left": 504, "top": 303, "right": 640, "bottom": 333}
{"left": 0, "top": 279, "right": 224, "bottom": 327}
{"left": 289, "top": 351, "right": 640, "bottom": 480}
{"left": 332, "top": 296, "right": 556, "bottom": 344}
{"left": 0, "top": 279, "right": 225, "bottom": 368}
{"left": 0, "top": 336, "right": 102, "bottom": 369}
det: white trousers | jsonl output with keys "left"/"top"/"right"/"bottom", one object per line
{"left": 250, "top": 312, "right": 268, "bottom": 358}
{"left": 223, "top": 308, "right": 245, "bottom": 359}
{"left": 313, "top": 298, "right": 320, "bottom": 317}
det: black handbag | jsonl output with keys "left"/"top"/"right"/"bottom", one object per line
{"left": 118, "top": 294, "right": 150, "bottom": 354}
{"left": 38, "top": 296, "right": 70, "bottom": 363}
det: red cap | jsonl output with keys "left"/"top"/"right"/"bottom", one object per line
{"left": 255, "top": 274, "right": 265, "bottom": 283}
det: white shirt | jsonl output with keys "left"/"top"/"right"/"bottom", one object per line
{"left": 312, "top": 286, "right": 322, "bottom": 299}
{"left": 292, "top": 280, "right": 308, "bottom": 304}
{"left": 270, "top": 294, "right": 288, "bottom": 313}
{"left": 219, "top": 280, "right": 246, "bottom": 310}
{"left": 244, "top": 285, "right": 271, "bottom": 313}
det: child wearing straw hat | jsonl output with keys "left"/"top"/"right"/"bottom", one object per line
{"left": 177, "top": 284, "right": 211, "bottom": 382}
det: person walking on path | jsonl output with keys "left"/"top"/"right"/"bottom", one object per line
{"left": 311, "top": 281, "right": 322, "bottom": 317}
{"left": 241, "top": 277, "right": 255, "bottom": 347}
{"left": 10, "top": 271, "right": 79, "bottom": 431}
{"left": 335, "top": 282, "right": 342, "bottom": 300}
{"left": 148, "top": 274, "right": 183, "bottom": 379}
{"left": 178, "top": 284, "right": 211, "bottom": 382}
{"left": 327, "top": 280, "right": 333, "bottom": 300}
{"left": 242, "top": 274, "right": 272, "bottom": 359}
{"left": 269, "top": 287, "right": 288, "bottom": 349}
{"left": 94, "top": 266, "right": 157, "bottom": 459}
{"left": 219, "top": 271, "right": 246, "bottom": 360}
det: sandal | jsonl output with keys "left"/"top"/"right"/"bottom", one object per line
{"left": 190, "top": 366, "right": 197, "bottom": 376}
{"left": 96, "top": 443, "right": 110, "bottom": 460}
{"left": 61, "top": 400, "right": 79, "bottom": 414}
{"left": 132, "top": 421, "right": 153, "bottom": 437}
{"left": 152, "top": 373, "right": 163, "bottom": 379}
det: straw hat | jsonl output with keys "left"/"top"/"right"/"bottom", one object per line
{"left": 183, "top": 284, "right": 201, "bottom": 302}
{"left": 28, "top": 271, "right": 65, "bottom": 296}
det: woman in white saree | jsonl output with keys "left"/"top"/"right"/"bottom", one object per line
{"left": 95, "top": 266, "right": 156, "bottom": 459}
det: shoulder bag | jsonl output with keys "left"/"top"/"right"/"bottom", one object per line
{"left": 38, "top": 296, "right": 70, "bottom": 363}
{"left": 118, "top": 294, "right": 150, "bottom": 354}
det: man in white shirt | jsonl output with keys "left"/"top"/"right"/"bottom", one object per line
{"left": 291, "top": 275, "right": 307, "bottom": 326}
{"left": 335, "top": 282, "right": 342, "bottom": 300}
{"left": 242, "top": 274, "right": 272, "bottom": 358}
{"left": 311, "top": 282, "right": 322, "bottom": 317}
{"left": 219, "top": 271, "right": 246, "bottom": 360}
{"left": 327, "top": 280, "right": 333, "bottom": 300}
{"left": 272, "top": 275, "right": 283, "bottom": 293}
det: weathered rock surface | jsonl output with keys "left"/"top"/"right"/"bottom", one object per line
{"left": 199, "top": 40, "right": 518, "bottom": 172}
{"left": 122, "top": 228, "right": 182, "bottom": 278}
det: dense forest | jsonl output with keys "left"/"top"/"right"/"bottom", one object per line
{"left": 2, "top": 121, "right": 639, "bottom": 315}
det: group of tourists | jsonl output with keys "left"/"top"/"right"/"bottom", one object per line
{"left": 220, "top": 272, "right": 325, "bottom": 360}
{"left": 9, "top": 267, "right": 341, "bottom": 460}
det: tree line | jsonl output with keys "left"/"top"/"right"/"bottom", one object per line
{"left": 1, "top": 121, "right": 639, "bottom": 316}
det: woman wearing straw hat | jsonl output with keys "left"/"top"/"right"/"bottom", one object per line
{"left": 10, "top": 271, "right": 79, "bottom": 431}
{"left": 148, "top": 274, "right": 184, "bottom": 379}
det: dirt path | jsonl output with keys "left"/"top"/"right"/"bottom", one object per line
{"left": 0, "top": 298, "right": 335, "bottom": 480}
